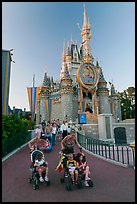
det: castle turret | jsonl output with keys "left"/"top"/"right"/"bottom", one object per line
{"left": 109, "top": 82, "right": 122, "bottom": 121}
{"left": 60, "top": 42, "right": 66, "bottom": 79}
{"left": 65, "top": 45, "right": 72, "bottom": 73}
{"left": 38, "top": 72, "right": 51, "bottom": 122}
{"left": 97, "top": 64, "right": 111, "bottom": 114}
{"left": 60, "top": 64, "right": 74, "bottom": 121}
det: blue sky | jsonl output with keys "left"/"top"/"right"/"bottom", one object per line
{"left": 2, "top": 2, "right": 135, "bottom": 111}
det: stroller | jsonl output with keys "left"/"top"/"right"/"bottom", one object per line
{"left": 59, "top": 151, "right": 93, "bottom": 191}
{"left": 28, "top": 150, "right": 50, "bottom": 190}
{"left": 58, "top": 151, "right": 83, "bottom": 191}
{"left": 75, "top": 152, "right": 93, "bottom": 188}
{"left": 41, "top": 133, "right": 53, "bottom": 152}
{"left": 59, "top": 151, "right": 74, "bottom": 191}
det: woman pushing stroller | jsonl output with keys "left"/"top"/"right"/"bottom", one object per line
{"left": 60, "top": 130, "right": 82, "bottom": 155}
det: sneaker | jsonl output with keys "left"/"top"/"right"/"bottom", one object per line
{"left": 75, "top": 181, "right": 78, "bottom": 185}
{"left": 72, "top": 180, "right": 75, "bottom": 185}
{"left": 85, "top": 176, "right": 91, "bottom": 181}
{"left": 39, "top": 177, "right": 44, "bottom": 182}
{"left": 84, "top": 180, "right": 89, "bottom": 187}
{"left": 44, "top": 176, "right": 49, "bottom": 181}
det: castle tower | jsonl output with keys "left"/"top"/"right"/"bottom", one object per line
{"left": 60, "top": 64, "right": 74, "bottom": 122}
{"left": 60, "top": 42, "right": 66, "bottom": 79}
{"left": 65, "top": 45, "right": 72, "bottom": 73}
{"left": 76, "top": 5, "right": 100, "bottom": 116}
{"left": 109, "top": 83, "right": 122, "bottom": 121}
{"left": 80, "top": 4, "right": 93, "bottom": 63}
{"left": 38, "top": 72, "right": 51, "bottom": 122}
{"left": 96, "top": 65, "right": 111, "bottom": 114}
{"left": 69, "top": 43, "right": 80, "bottom": 85}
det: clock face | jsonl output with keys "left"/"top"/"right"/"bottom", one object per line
{"left": 77, "top": 63, "right": 98, "bottom": 90}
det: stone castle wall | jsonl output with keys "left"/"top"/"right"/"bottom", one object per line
{"left": 51, "top": 101, "right": 62, "bottom": 121}
{"left": 79, "top": 121, "right": 135, "bottom": 144}
{"left": 61, "top": 93, "right": 73, "bottom": 122}
{"left": 113, "top": 122, "right": 135, "bottom": 144}
{"left": 72, "top": 95, "right": 78, "bottom": 121}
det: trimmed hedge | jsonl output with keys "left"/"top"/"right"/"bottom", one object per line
{"left": 2, "top": 115, "right": 35, "bottom": 157}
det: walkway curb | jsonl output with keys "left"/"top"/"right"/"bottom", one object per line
{"left": 2, "top": 142, "right": 28, "bottom": 162}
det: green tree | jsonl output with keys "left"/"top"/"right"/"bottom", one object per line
{"left": 2, "top": 115, "right": 33, "bottom": 157}
{"left": 118, "top": 86, "right": 135, "bottom": 120}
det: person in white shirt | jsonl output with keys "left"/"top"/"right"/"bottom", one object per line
{"left": 60, "top": 121, "right": 68, "bottom": 139}
{"left": 67, "top": 125, "right": 71, "bottom": 135}
{"left": 52, "top": 123, "right": 57, "bottom": 145}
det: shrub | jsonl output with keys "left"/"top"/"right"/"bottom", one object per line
{"left": 2, "top": 115, "right": 33, "bottom": 157}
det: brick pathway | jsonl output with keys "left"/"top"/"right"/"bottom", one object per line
{"left": 2, "top": 139, "right": 135, "bottom": 202}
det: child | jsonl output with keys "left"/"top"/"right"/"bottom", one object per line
{"left": 45, "top": 138, "right": 50, "bottom": 148}
{"left": 66, "top": 153, "right": 78, "bottom": 184}
{"left": 34, "top": 152, "right": 49, "bottom": 182}
{"left": 29, "top": 141, "right": 40, "bottom": 153}
{"left": 76, "top": 153, "right": 91, "bottom": 186}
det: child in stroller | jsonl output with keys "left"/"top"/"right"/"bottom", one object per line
{"left": 76, "top": 152, "right": 93, "bottom": 187}
{"left": 41, "top": 133, "right": 53, "bottom": 151}
{"left": 29, "top": 150, "right": 50, "bottom": 190}
{"left": 66, "top": 153, "right": 78, "bottom": 185}
{"left": 34, "top": 152, "right": 49, "bottom": 182}
{"left": 56, "top": 150, "right": 85, "bottom": 191}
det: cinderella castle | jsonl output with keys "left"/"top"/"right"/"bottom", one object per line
{"left": 36, "top": 5, "right": 121, "bottom": 126}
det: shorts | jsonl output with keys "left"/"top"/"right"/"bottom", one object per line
{"left": 62, "top": 146, "right": 74, "bottom": 154}
{"left": 36, "top": 166, "right": 46, "bottom": 172}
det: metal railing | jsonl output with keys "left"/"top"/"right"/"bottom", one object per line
{"left": 77, "top": 132, "right": 135, "bottom": 168}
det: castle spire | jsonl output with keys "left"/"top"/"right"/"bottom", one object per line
{"left": 83, "top": 4, "right": 87, "bottom": 28}
{"left": 60, "top": 41, "right": 67, "bottom": 79}
{"left": 70, "top": 33, "right": 73, "bottom": 47}
{"left": 81, "top": 4, "right": 93, "bottom": 63}
{"left": 62, "top": 40, "right": 66, "bottom": 60}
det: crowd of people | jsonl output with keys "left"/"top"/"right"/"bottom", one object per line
{"left": 28, "top": 119, "right": 75, "bottom": 151}
{"left": 28, "top": 118, "right": 91, "bottom": 186}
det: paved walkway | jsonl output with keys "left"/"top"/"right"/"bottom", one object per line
{"left": 2, "top": 139, "right": 135, "bottom": 202}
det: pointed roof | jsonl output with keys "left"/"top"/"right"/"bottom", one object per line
{"left": 83, "top": 4, "right": 87, "bottom": 28}
{"left": 110, "top": 83, "right": 116, "bottom": 95}
{"left": 99, "top": 67, "right": 106, "bottom": 81}
{"left": 62, "top": 41, "right": 66, "bottom": 60}
{"left": 61, "top": 64, "right": 72, "bottom": 81}
{"left": 96, "top": 60, "right": 99, "bottom": 67}
{"left": 43, "top": 72, "right": 50, "bottom": 86}
{"left": 66, "top": 46, "right": 71, "bottom": 56}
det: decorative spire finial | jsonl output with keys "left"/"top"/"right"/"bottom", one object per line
{"left": 83, "top": 3, "right": 87, "bottom": 27}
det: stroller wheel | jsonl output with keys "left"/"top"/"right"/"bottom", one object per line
{"left": 46, "top": 180, "right": 50, "bottom": 186}
{"left": 33, "top": 184, "right": 39, "bottom": 190}
{"left": 77, "top": 179, "right": 83, "bottom": 189}
{"left": 88, "top": 180, "right": 93, "bottom": 187}
{"left": 28, "top": 178, "right": 32, "bottom": 183}
{"left": 66, "top": 183, "right": 72, "bottom": 191}
{"left": 60, "top": 177, "right": 65, "bottom": 183}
